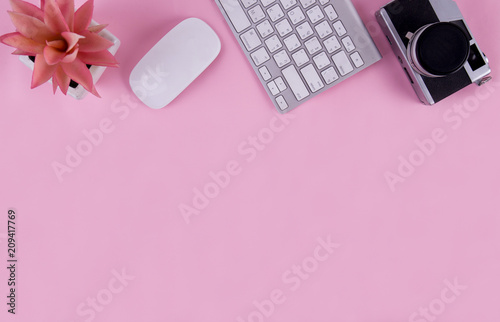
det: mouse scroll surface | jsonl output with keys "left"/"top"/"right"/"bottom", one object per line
{"left": 130, "top": 18, "right": 221, "bottom": 109}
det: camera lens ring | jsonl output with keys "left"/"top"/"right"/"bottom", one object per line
{"left": 407, "top": 22, "right": 470, "bottom": 78}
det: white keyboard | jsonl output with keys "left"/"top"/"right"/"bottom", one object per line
{"left": 215, "top": 0, "right": 382, "bottom": 113}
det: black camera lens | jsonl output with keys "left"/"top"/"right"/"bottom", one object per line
{"left": 409, "top": 22, "right": 470, "bottom": 77}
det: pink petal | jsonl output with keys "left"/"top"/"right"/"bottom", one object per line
{"left": 56, "top": 0, "right": 74, "bottom": 30}
{"left": 43, "top": 0, "right": 69, "bottom": 34}
{"left": 9, "top": 0, "right": 44, "bottom": 21}
{"left": 88, "top": 24, "right": 108, "bottom": 33}
{"left": 61, "top": 31, "right": 84, "bottom": 52}
{"left": 8, "top": 11, "right": 56, "bottom": 43}
{"left": 54, "top": 65, "right": 70, "bottom": 94}
{"left": 61, "top": 58, "right": 100, "bottom": 97}
{"left": 31, "top": 53, "right": 58, "bottom": 88}
{"left": 0, "top": 32, "right": 44, "bottom": 54}
{"left": 73, "top": 0, "right": 93, "bottom": 33}
{"left": 43, "top": 45, "right": 66, "bottom": 65}
{"left": 78, "top": 50, "right": 118, "bottom": 67}
{"left": 61, "top": 47, "right": 78, "bottom": 63}
{"left": 46, "top": 39, "right": 66, "bottom": 50}
{"left": 52, "top": 73, "right": 59, "bottom": 93}
{"left": 78, "top": 30, "right": 113, "bottom": 52}
{"left": 12, "top": 49, "right": 33, "bottom": 55}
{"left": 40, "top": 0, "right": 45, "bottom": 10}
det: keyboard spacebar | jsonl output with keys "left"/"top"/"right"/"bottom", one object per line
{"left": 219, "top": 0, "right": 251, "bottom": 33}
{"left": 282, "top": 66, "right": 310, "bottom": 101}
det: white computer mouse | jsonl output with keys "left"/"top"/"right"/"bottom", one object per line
{"left": 130, "top": 18, "right": 221, "bottom": 109}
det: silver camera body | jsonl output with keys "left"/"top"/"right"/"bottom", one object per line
{"left": 376, "top": 0, "right": 492, "bottom": 105}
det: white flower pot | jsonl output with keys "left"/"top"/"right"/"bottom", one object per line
{"left": 19, "top": 21, "right": 120, "bottom": 100}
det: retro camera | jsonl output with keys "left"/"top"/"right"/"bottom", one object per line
{"left": 376, "top": 0, "right": 492, "bottom": 104}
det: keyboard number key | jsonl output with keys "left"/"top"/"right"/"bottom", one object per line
{"left": 273, "top": 50, "right": 291, "bottom": 67}
{"left": 305, "top": 37, "right": 322, "bottom": 55}
{"left": 288, "top": 7, "right": 305, "bottom": 25}
{"left": 242, "top": 0, "right": 258, "bottom": 8}
{"left": 251, "top": 47, "right": 271, "bottom": 66}
{"left": 300, "top": 64, "right": 325, "bottom": 92}
{"left": 324, "top": 35, "right": 341, "bottom": 53}
{"left": 259, "top": 66, "right": 272, "bottom": 81}
{"left": 332, "top": 51, "right": 354, "bottom": 75}
{"left": 261, "top": 0, "right": 276, "bottom": 6}
{"left": 257, "top": 20, "right": 274, "bottom": 38}
{"left": 276, "top": 19, "right": 293, "bottom": 37}
{"left": 276, "top": 95, "right": 289, "bottom": 110}
{"left": 249, "top": 5, "right": 266, "bottom": 23}
{"left": 283, "top": 34, "right": 301, "bottom": 51}
{"left": 292, "top": 49, "right": 310, "bottom": 67}
{"left": 279, "top": 0, "right": 297, "bottom": 10}
{"left": 324, "top": 5, "right": 338, "bottom": 20}
{"left": 306, "top": 6, "right": 324, "bottom": 24}
{"left": 342, "top": 36, "right": 355, "bottom": 52}
{"left": 333, "top": 21, "right": 347, "bottom": 36}
{"left": 321, "top": 66, "right": 339, "bottom": 84}
{"left": 315, "top": 21, "right": 333, "bottom": 39}
{"left": 319, "top": 0, "right": 329, "bottom": 4}
{"left": 265, "top": 35, "right": 283, "bottom": 53}
{"left": 350, "top": 52, "right": 364, "bottom": 68}
{"left": 297, "top": 21, "right": 314, "bottom": 39}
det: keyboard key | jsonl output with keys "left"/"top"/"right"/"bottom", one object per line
{"left": 261, "top": 0, "right": 276, "bottom": 6}
{"left": 301, "top": 64, "right": 324, "bottom": 92}
{"left": 256, "top": 20, "right": 274, "bottom": 38}
{"left": 350, "top": 52, "right": 364, "bottom": 68}
{"left": 319, "top": 0, "right": 329, "bottom": 4}
{"left": 313, "top": 52, "right": 330, "bottom": 69}
{"left": 306, "top": 6, "right": 324, "bottom": 24}
{"left": 282, "top": 65, "right": 310, "bottom": 100}
{"left": 297, "top": 21, "right": 313, "bottom": 39}
{"left": 292, "top": 49, "right": 309, "bottom": 67}
{"left": 299, "top": 0, "right": 315, "bottom": 9}
{"left": 240, "top": 29, "right": 262, "bottom": 51}
{"left": 242, "top": 0, "right": 258, "bottom": 8}
{"left": 324, "top": 5, "right": 338, "bottom": 20}
{"left": 324, "top": 35, "right": 341, "bottom": 53}
{"left": 315, "top": 20, "right": 333, "bottom": 38}
{"left": 332, "top": 51, "right": 353, "bottom": 75}
{"left": 305, "top": 37, "right": 322, "bottom": 55}
{"left": 265, "top": 35, "right": 283, "bottom": 53}
{"left": 279, "top": 0, "right": 297, "bottom": 10}
{"left": 259, "top": 66, "right": 272, "bottom": 80}
{"left": 342, "top": 36, "right": 355, "bottom": 52}
{"left": 333, "top": 20, "right": 347, "bottom": 36}
{"left": 276, "top": 19, "right": 293, "bottom": 36}
{"left": 219, "top": 0, "right": 251, "bottom": 32}
{"left": 273, "top": 50, "right": 291, "bottom": 67}
{"left": 268, "top": 4, "right": 285, "bottom": 21}
{"left": 276, "top": 95, "right": 289, "bottom": 110}
{"left": 275, "top": 77, "right": 287, "bottom": 91}
{"left": 288, "top": 7, "right": 305, "bottom": 24}
{"left": 283, "top": 34, "right": 301, "bottom": 51}
{"left": 267, "top": 80, "right": 280, "bottom": 95}
{"left": 249, "top": 5, "right": 266, "bottom": 23}
{"left": 251, "top": 47, "right": 270, "bottom": 66}
{"left": 321, "top": 66, "right": 339, "bottom": 84}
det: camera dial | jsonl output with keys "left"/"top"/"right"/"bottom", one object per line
{"left": 407, "top": 22, "right": 470, "bottom": 77}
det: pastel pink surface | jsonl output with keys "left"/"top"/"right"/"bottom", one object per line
{"left": 0, "top": 0, "right": 499, "bottom": 321}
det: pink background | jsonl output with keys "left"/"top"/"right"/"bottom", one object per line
{"left": 1, "top": 0, "right": 499, "bottom": 321}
